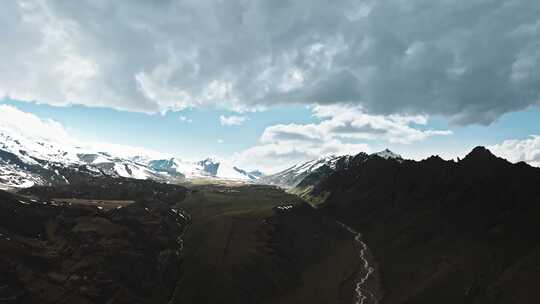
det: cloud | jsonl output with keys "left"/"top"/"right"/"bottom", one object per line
{"left": 0, "top": 105, "right": 167, "bottom": 159}
{"left": 2, "top": 0, "right": 540, "bottom": 123}
{"left": 489, "top": 136, "right": 540, "bottom": 167}
{"left": 0, "top": 104, "right": 72, "bottom": 143}
{"left": 220, "top": 115, "right": 246, "bottom": 126}
{"left": 217, "top": 139, "right": 224, "bottom": 144}
{"left": 233, "top": 105, "right": 451, "bottom": 172}
{"left": 233, "top": 139, "right": 370, "bottom": 174}
{"left": 262, "top": 105, "right": 452, "bottom": 145}
{"left": 179, "top": 115, "right": 193, "bottom": 123}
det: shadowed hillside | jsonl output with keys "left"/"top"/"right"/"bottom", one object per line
{"left": 172, "top": 184, "right": 366, "bottom": 304}
{"left": 0, "top": 179, "right": 365, "bottom": 304}
{"left": 0, "top": 186, "right": 189, "bottom": 304}
{"left": 297, "top": 147, "right": 540, "bottom": 303}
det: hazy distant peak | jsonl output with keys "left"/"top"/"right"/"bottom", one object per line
{"left": 372, "top": 149, "right": 403, "bottom": 160}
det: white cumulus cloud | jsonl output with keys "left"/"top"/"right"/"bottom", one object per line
{"left": 262, "top": 105, "right": 452, "bottom": 145}
{"left": 0, "top": 105, "right": 168, "bottom": 160}
{"left": 234, "top": 139, "right": 370, "bottom": 174}
{"left": 0, "top": 104, "right": 72, "bottom": 144}
{"left": 220, "top": 115, "right": 246, "bottom": 126}
{"left": 233, "top": 105, "right": 452, "bottom": 173}
{"left": 489, "top": 136, "right": 540, "bottom": 167}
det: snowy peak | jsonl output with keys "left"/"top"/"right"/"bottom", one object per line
{"left": 260, "top": 150, "right": 404, "bottom": 188}
{"left": 146, "top": 157, "right": 259, "bottom": 181}
{"left": 147, "top": 158, "right": 186, "bottom": 178}
{"left": 197, "top": 158, "right": 220, "bottom": 176}
{"left": 285, "top": 155, "right": 345, "bottom": 175}
{"left": 0, "top": 127, "right": 259, "bottom": 188}
{"left": 0, "top": 130, "right": 78, "bottom": 165}
{"left": 259, "top": 155, "right": 350, "bottom": 188}
{"left": 371, "top": 149, "right": 403, "bottom": 160}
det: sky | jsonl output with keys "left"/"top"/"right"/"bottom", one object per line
{"left": 1, "top": 0, "right": 540, "bottom": 173}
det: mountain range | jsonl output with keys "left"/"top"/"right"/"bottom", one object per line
{"left": 0, "top": 128, "right": 261, "bottom": 189}
{"left": 2, "top": 125, "right": 540, "bottom": 303}
{"left": 0, "top": 123, "right": 406, "bottom": 190}
{"left": 260, "top": 149, "right": 403, "bottom": 189}
{"left": 288, "top": 146, "right": 540, "bottom": 303}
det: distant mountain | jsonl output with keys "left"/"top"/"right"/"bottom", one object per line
{"left": 259, "top": 155, "right": 348, "bottom": 188}
{"left": 260, "top": 149, "right": 402, "bottom": 189}
{"left": 0, "top": 129, "right": 168, "bottom": 188}
{"left": 146, "top": 157, "right": 260, "bottom": 180}
{"left": 371, "top": 148, "right": 403, "bottom": 160}
{"left": 295, "top": 147, "right": 540, "bottom": 303}
{"left": 0, "top": 129, "right": 259, "bottom": 189}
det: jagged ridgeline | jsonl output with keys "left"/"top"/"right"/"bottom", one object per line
{"left": 0, "top": 129, "right": 261, "bottom": 189}
{"left": 288, "top": 146, "right": 540, "bottom": 304}
{"left": 261, "top": 149, "right": 403, "bottom": 203}
{"left": 2, "top": 140, "right": 540, "bottom": 303}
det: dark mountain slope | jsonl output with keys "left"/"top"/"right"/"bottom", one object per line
{"left": 19, "top": 175, "right": 188, "bottom": 204}
{"left": 0, "top": 181, "right": 189, "bottom": 304}
{"left": 174, "top": 184, "right": 364, "bottom": 304}
{"left": 299, "top": 147, "right": 540, "bottom": 304}
{"left": 2, "top": 176, "right": 365, "bottom": 304}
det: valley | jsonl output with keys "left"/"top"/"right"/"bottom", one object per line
{"left": 174, "top": 184, "right": 373, "bottom": 304}
{"left": 0, "top": 179, "right": 371, "bottom": 304}
{"left": 2, "top": 2, "right": 539, "bottom": 303}
{"left": 1, "top": 145, "right": 540, "bottom": 303}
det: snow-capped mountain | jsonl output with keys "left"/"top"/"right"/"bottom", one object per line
{"left": 147, "top": 157, "right": 261, "bottom": 180}
{"left": 372, "top": 149, "right": 403, "bottom": 160}
{"left": 0, "top": 129, "right": 168, "bottom": 188}
{"left": 259, "top": 155, "right": 351, "bottom": 188}
{"left": 0, "top": 128, "right": 259, "bottom": 189}
{"left": 260, "top": 149, "right": 402, "bottom": 188}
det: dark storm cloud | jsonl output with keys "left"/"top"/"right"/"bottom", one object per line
{"left": 1, "top": 0, "right": 540, "bottom": 123}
